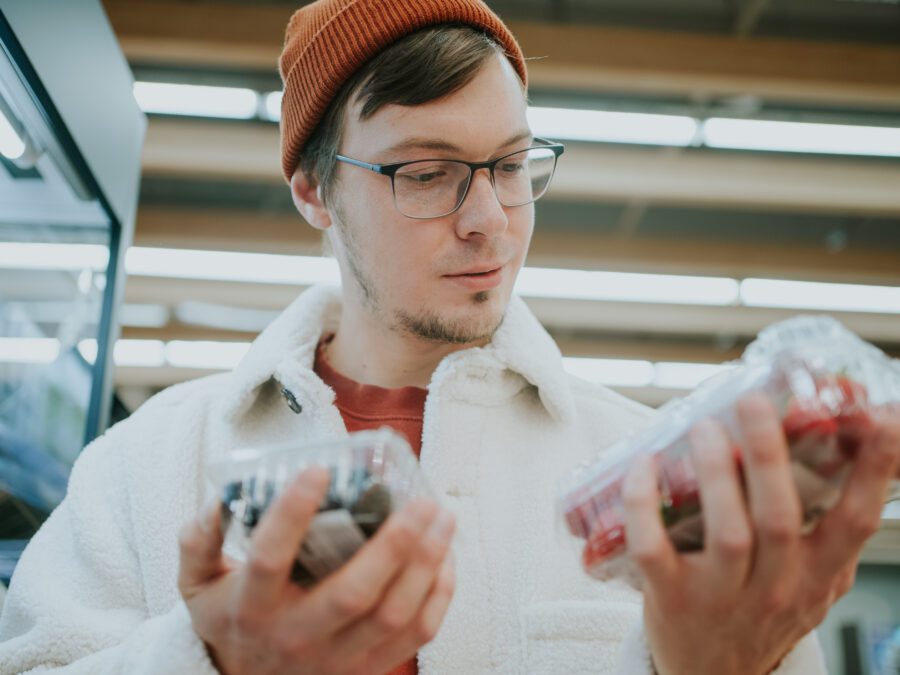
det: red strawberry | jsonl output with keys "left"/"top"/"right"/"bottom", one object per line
{"left": 783, "top": 397, "right": 839, "bottom": 443}
{"left": 781, "top": 373, "right": 872, "bottom": 476}
{"left": 582, "top": 522, "right": 626, "bottom": 570}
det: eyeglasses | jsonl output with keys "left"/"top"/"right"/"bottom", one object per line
{"left": 334, "top": 138, "right": 565, "bottom": 220}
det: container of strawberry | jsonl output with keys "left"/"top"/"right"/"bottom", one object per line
{"left": 559, "top": 316, "right": 900, "bottom": 587}
{"left": 206, "top": 428, "right": 434, "bottom": 587}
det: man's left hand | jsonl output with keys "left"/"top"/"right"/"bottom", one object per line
{"left": 622, "top": 393, "right": 900, "bottom": 675}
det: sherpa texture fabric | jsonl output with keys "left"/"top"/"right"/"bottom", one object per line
{"left": 0, "top": 286, "right": 826, "bottom": 674}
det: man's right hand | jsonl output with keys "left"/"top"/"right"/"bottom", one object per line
{"left": 178, "top": 468, "right": 457, "bottom": 675}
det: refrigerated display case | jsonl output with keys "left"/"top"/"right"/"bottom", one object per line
{"left": 0, "top": 0, "right": 145, "bottom": 582}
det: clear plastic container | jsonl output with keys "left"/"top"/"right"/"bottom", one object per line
{"left": 559, "top": 316, "right": 900, "bottom": 586}
{"left": 207, "top": 428, "right": 433, "bottom": 586}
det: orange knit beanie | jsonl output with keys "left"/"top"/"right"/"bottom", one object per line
{"left": 278, "top": 0, "right": 527, "bottom": 182}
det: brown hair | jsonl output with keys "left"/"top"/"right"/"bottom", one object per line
{"left": 299, "top": 24, "right": 523, "bottom": 206}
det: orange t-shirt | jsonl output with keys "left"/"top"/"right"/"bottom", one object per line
{"left": 313, "top": 336, "right": 426, "bottom": 675}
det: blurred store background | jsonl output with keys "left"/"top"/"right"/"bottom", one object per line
{"left": 1, "top": 0, "right": 899, "bottom": 672}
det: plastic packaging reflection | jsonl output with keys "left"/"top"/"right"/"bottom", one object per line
{"left": 207, "top": 428, "right": 432, "bottom": 586}
{"left": 559, "top": 316, "right": 900, "bottom": 587}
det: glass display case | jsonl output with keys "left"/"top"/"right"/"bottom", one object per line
{"left": 0, "top": 0, "right": 145, "bottom": 583}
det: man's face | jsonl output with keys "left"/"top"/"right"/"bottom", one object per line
{"left": 327, "top": 53, "right": 534, "bottom": 345}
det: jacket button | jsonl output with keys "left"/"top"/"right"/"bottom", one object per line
{"left": 280, "top": 387, "right": 303, "bottom": 414}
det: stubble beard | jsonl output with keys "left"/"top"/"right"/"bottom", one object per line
{"left": 333, "top": 205, "right": 506, "bottom": 346}
{"left": 394, "top": 289, "right": 504, "bottom": 345}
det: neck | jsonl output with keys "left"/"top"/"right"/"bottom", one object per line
{"left": 326, "top": 303, "right": 483, "bottom": 389}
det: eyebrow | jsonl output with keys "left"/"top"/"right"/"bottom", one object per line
{"left": 381, "top": 129, "right": 534, "bottom": 158}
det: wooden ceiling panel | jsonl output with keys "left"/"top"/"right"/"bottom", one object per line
{"left": 104, "top": 0, "right": 900, "bottom": 107}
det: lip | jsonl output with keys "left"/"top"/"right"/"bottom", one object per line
{"left": 443, "top": 264, "right": 505, "bottom": 291}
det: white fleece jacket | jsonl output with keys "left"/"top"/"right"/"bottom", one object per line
{"left": 0, "top": 286, "right": 826, "bottom": 674}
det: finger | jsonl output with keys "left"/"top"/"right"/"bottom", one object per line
{"left": 365, "top": 553, "right": 456, "bottom": 675}
{"left": 293, "top": 498, "right": 440, "bottom": 638}
{"left": 736, "top": 393, "right": 803, "bottom": 592}
{"left": 887, "top": 404, "right": 900, "bottom": 480}
{"left": 688, "top": 419, "right": 753, "bottom": 594}
{"left": 829, "top": 557, "right": 858, "bottom": 604}
{"left": 178, "top": 498, "right": 227, "bottom": 598}
{"left": 334, "top": 508, "right": 456, "bottom": 655}
{"left": 808, "top": 410, "right": 900, "bottom": 580}
{"left": 237, "top": 467, "right": 331, "bottom": 612}
{"left": 621, "top": 453, "right": 679, "bottom": 589}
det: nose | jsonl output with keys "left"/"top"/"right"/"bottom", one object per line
{"left": 453, "top": 167, "right": 508, "bottom": 239}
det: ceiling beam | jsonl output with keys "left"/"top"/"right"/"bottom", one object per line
{"left": 141, "top": 119, "right": 281, "bottom": 182}
{"left": 121, "top": 324, "right": 258, "bottom": 342}
{"left": 526, "top": 228, "right": 900, "bottom": 286}
{"left": 134, "top": 205, "right": 322, "bottom": 254}
{"left": 133, "top": 205, "right": 900, "bottom": 286}
{"left": 734, "top": 0, "right": 772, "bottom": 37}
{"left": 104, "top": 0, "right": 900, "bottom": 108}
{"left": 140, "top": 118, "right": 900, "bottom": 217}
{"left": 556, "top": 144, "right": 900, "bottom": 218}
{"left": 529, "top": 297, "right": 900, "bottom": 344}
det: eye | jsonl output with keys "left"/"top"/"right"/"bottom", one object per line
{"left": 396, "top": 162, "right": 456, "bottom": 190}
{"left": 400, "top": 170, "right": 446, "bottom": 184}
{"left": 499, "top": 161, "right": 525, "bottom": 175}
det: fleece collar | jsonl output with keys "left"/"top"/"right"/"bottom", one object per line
{"left": 219, "top": 285, "right": 575, "bottom": 425}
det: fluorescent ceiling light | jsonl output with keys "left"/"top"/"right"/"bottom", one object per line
{"left": 653, "top": 361, "right": 735, "bottom": 389}
{"left": 75, "top": 338, "right": 243, "bottom": 369}
{"left": 0, "top": 107, "right": 25, "bottom": 159}
{"left": 114, "top": 339, "right": 167, "bottom": 368}
{"left": 527, "top": 106, "right": 698, "bottom": 146}
{"left": 5, "top": 243, "right": 898, "bottom": 315}
{"left": 0, "top": 243, "right": 341, "bottom": 287}
{"left": 165, "top": 340, "right": 250, "bottom": 370}
{"left": 0, "top": 337, "right": 59, "bottom": 364}
{"left": 741, "top": 278, "right": 900, "bottom": 314}
{"left": 78, "top": 338, "right": 165, "bottom": 367}
{"left": 133, "top": 82, "right": 259, "bottom": 120}
{"left": 563, "top": 357, "right": 655, "bottom": 387}
{"left": 0, "top": 242, "right": 108, "bottom": 271}
{"left": 516, "top": 267, "right": 740, "bottom": 306}
{"left": 702, "top": 118, "right": 900, "bottom": 158}
{"left": 259, "top": 99, "right": 702, "bottom": 146}
{"left": 3, "top": 337, "right": 240, "bottom": 370}
{"left": 174, "top": 301, "right": 278, "bottom": 332}
{"left": 78, "top": 339, "right": 97, "bottom": 364}
{"left": 154, "top": 83, "right": 900, "bottom": 159}
{"left": 119, "top": 304, "right": 171, "bottom": 329}
{"left": 11, "top": 301, "right": 108, "bottom": 324}
{"left": 564, "top": 357, "right": 733, "bottom": 390}
{"left": 264, "top": 91, "right": 282, "bottom": 122}
{"left": 125, "top": 247, "right": 341, "bottom": 286}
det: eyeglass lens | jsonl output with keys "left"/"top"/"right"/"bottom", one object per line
{"left": 391, "top": 147, "right": 558, "bottom": 219}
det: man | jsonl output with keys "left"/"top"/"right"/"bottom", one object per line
{"left": 1, "top": 1, "right": 898, "bottom": 673}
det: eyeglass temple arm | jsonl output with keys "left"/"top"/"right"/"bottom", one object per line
{"left": 335, "top": 154, "right": 384, "bottom": 174}
{"left": 533, "top": 137, "right": 565, "bottom": 156}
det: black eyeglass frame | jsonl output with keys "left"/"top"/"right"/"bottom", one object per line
{"left": 334, "top": 137, "right": 565, "bottom": 219}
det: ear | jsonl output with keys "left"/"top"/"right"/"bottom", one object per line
{"left": 290, "top": 170, "right": 333, "bottom": 231}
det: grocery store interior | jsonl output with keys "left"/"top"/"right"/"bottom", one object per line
{"left": 1, "top": 0, "right": 899, "bottom": 672}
